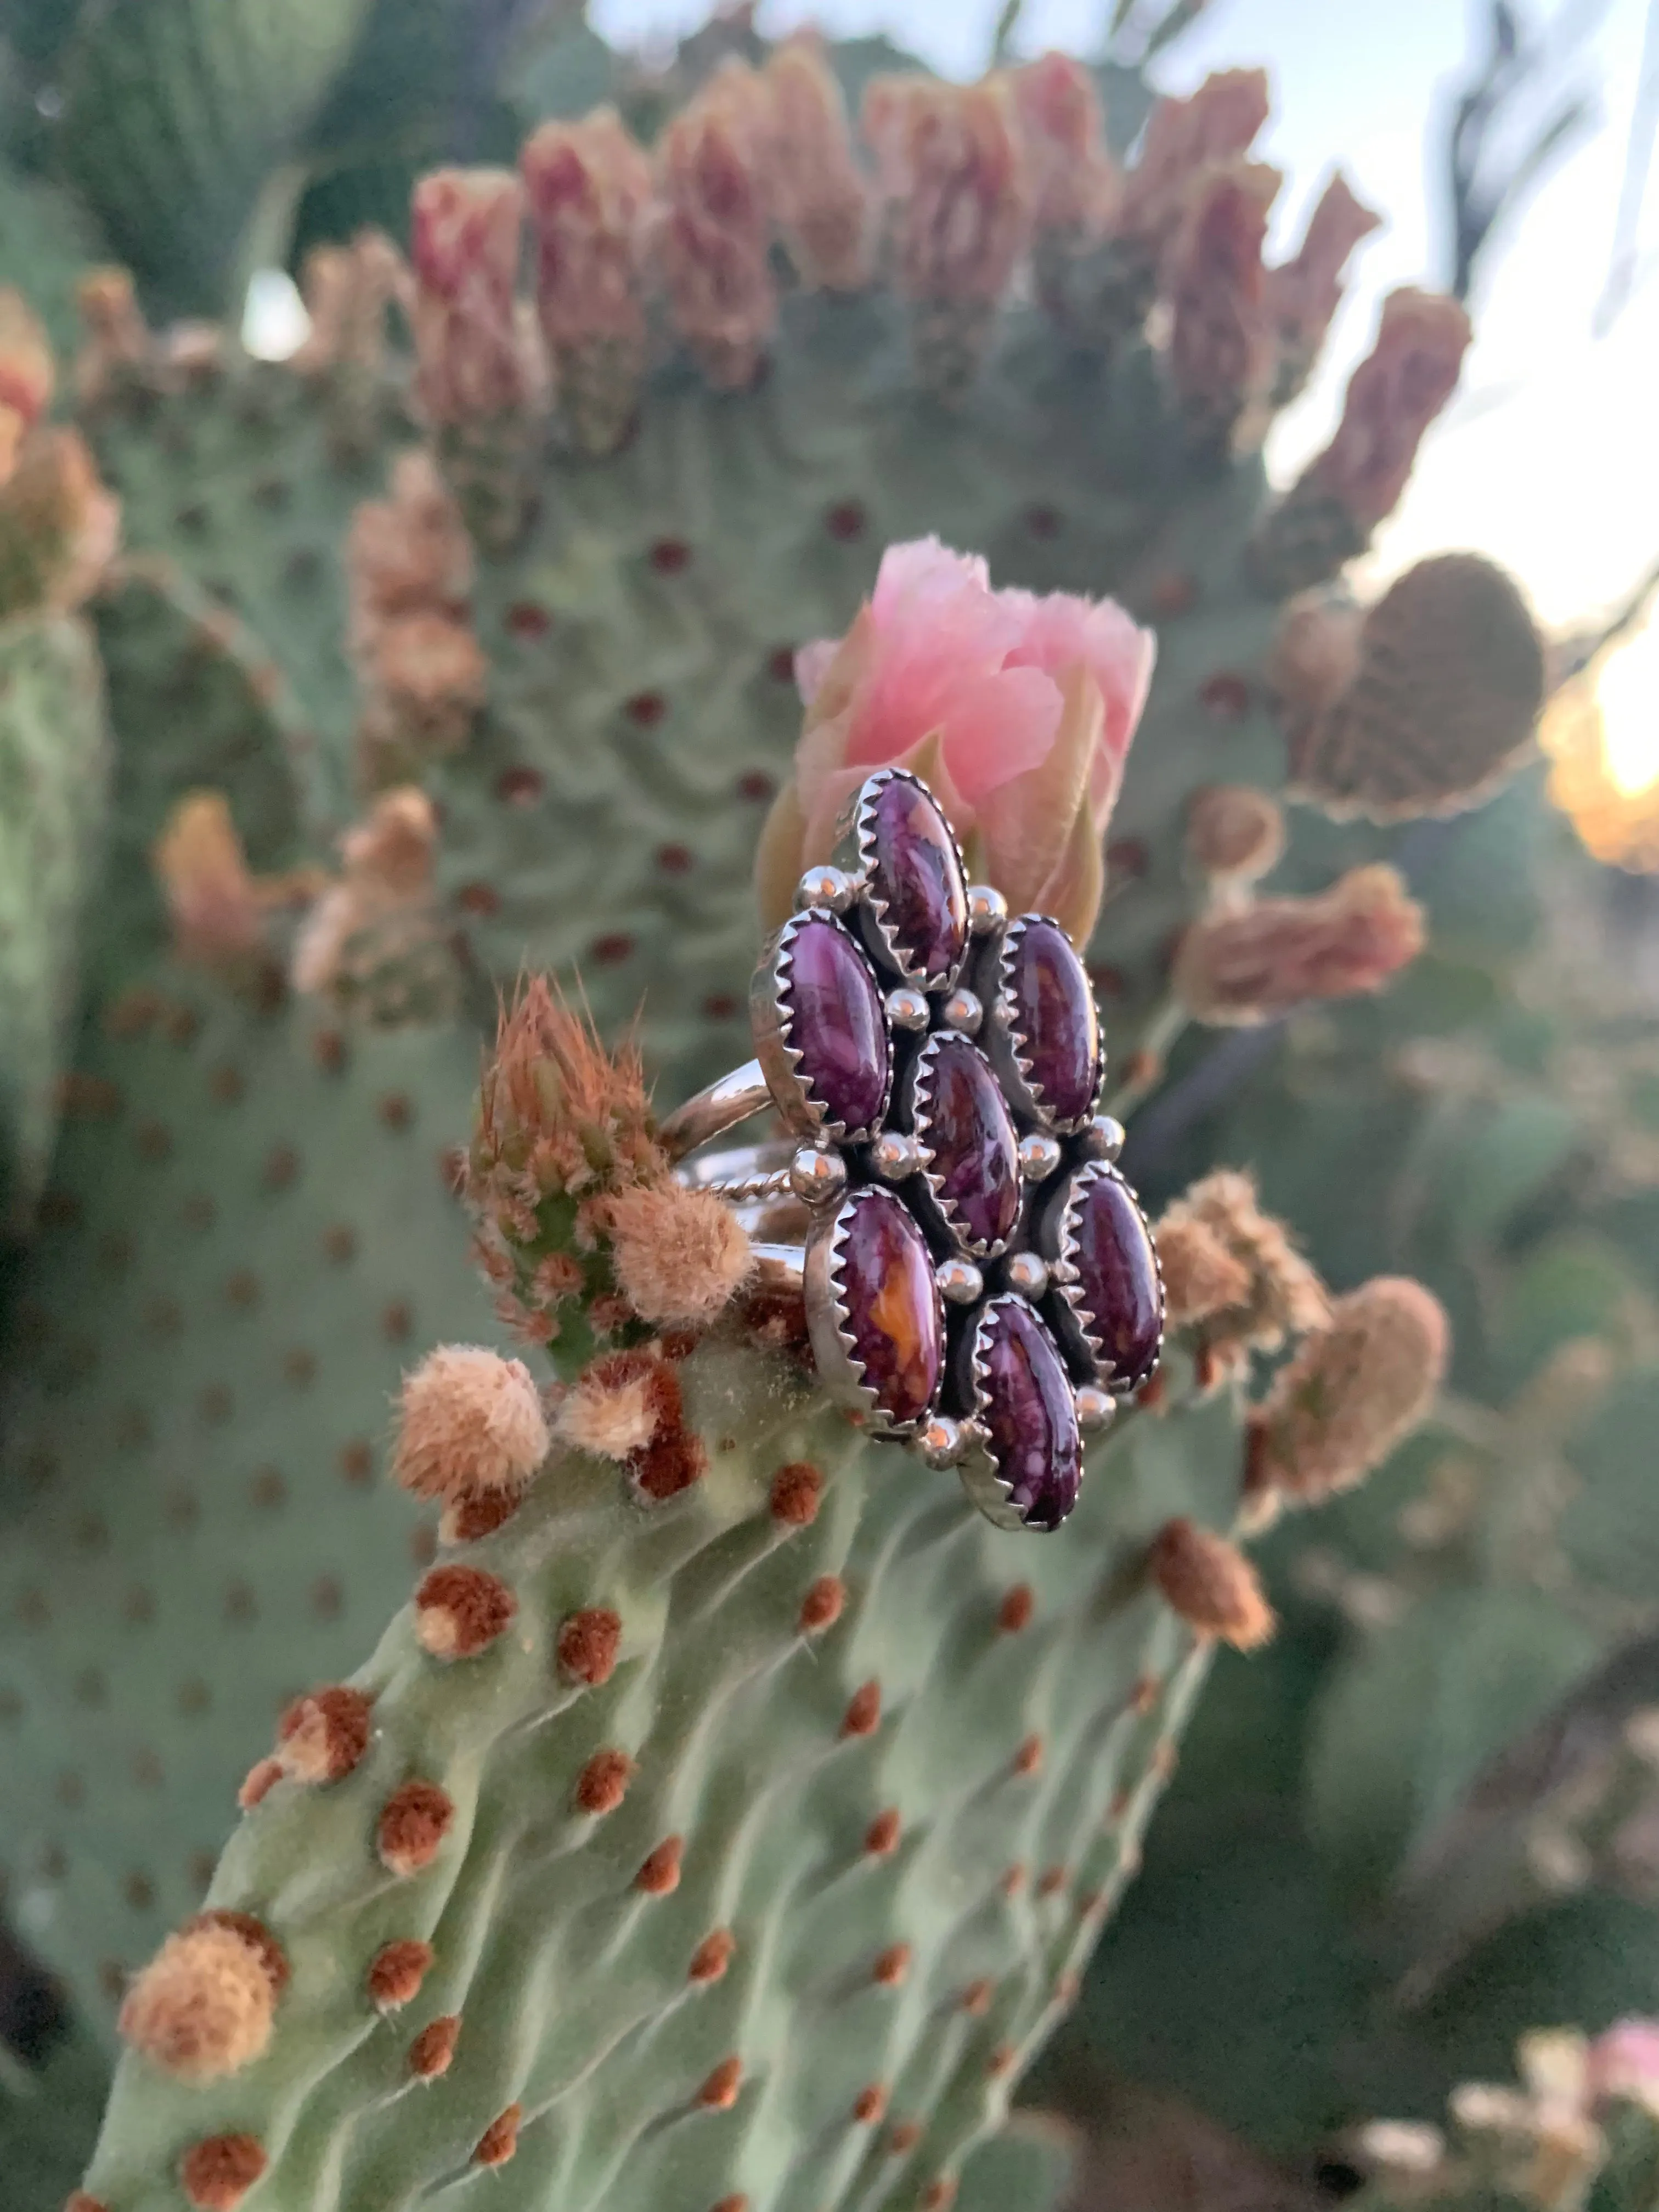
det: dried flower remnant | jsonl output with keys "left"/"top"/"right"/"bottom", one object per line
{"left": 347, "top": 449, "right": 473, "bottom": 653}
{"left": 0, "top": 421, "right": 121, "bottom": 617}
{"left": 1173, "top": 864, "right": 1425, "bottom": 1023}
{"left": 409, "top": 168, "right": 533, "bottom": 426}
{"left": 1186, "top": 785, "right": 1286, "bottom": 887}
{"left": 151, "top": 794, "right": 273, "bottom": 983}
{"left": 1154, "top": 1171, "right": 1328, "bottom": 1379}
{"left": 293, "top": 229, "right": 410, "bottom": 378}
{"left": 291, "top": 788, "right": 450, "bottom": 1014}
{"left": 1120, "top": 70, "right": 1271, "bottom": 258}
{"left": 1265, "top": 172, "right": 1381, "bottom": 403}
{"left": 1011, "top": 52, "right": 1120, "bottom": 251}
{"left": 1250, "top": 1276, "right": 1449, "bottom": 1504}
{"left": 0, "top": 287, "right": 54, "bottom": 477}
{"left": 656, "top": 63, "right": 777, "bottom": 391}
{"left": 1150, "top": 1517, "right": 1275, "bottom": 1650}
{"left": 392, "top": 1346, "right": 550, "bottom": 1504}
{"left": 1164, "top": 160, "right": 1282, "bottom": 455}
{"left": 764, "top": 39, "right": 871, "bottom": 290}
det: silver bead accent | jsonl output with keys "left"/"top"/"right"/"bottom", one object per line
{"left": 941, "top": 987, "right": 983, "bottom": 1036}
{"left": 1018, "top": 1132, "right": 1063, "bottom": 1183}
{"left": 917, "top": 1415, "right": 968, "bottom": 1471}
{"left": 884, "top": 985, "right": 931, "bottom": 1032}
{"left": 870, "top": 1130, "right": 921, "bottom": 1183}
{"left": 1085, "top": 1114, "right": 1126, "bottom": 1163}
{"left": 788, "top": 1145, "right": 848, "bottom": 1205}
{"left": 1005, "top": 1250, "right": 1050, "bottom": 1300}
{"left": 966, "top": 883, "right": 1008, "bottom": 936}
{"left": 794, "top": 864, "right": 856, "bottom": 913}
{"left": 1074, "top": 1383, "right": 1116, "bottom": 1434}
{"left": 936, "top": 1255, "right": 985, "bottom": 1306}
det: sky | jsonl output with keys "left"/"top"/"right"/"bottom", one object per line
{"left": 591, "top": 0, "right": 1659, "bottom": 640}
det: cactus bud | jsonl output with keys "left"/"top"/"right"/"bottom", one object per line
{"left": 1120, "top": 69, "right": 1270, "bottom": 255}
{"left": 1009, "top": 52, "right": 1120, "bottom": 259}
{"left": 862, "top": 76, "right": 1030, "bottom": 397}
{"left": 151, "top": 793, "right": 277, "bottom": 990}
{"left": 1150, "top": 1517, "right": 1274, "bottom": 1650}
{"left": 294, "top": 230, "right": 409, "bottom": 378}
{"left": 1185, "top": 784, "right": 1285, "bottom": 886}
{"left": 180, "top": 2134, "right": 268, "bottom": 2209}
{"left": 1265, "top": 172, "right": 1381, "bottom": 404}
{"left": 1249, "top": 1276, "right": 1449, "bottom": 1502}
{"left": 764, "top": 38, "right": 871, "bottom": 291}
{"left": 392, "top": 1346, "right": 550, "bottom": 1504}
{"left": 0, "top": 287, "right": 54, "bottom": 478}
{"left": 0, "top": 423, "right": 120, "bottom": 618}
{"left": 1154, "top": 1171, "right": 1328, "bottom": 1378}
{"left": 656, "top": 63, "right": 777, "bottom": 392}
{"left": 292, "top": 788, "right": 451, "bottom": 1018}
{"left": 409, "top": 168, "right": 533, "bottom": 426}
{"left": 522, "top": 108, "right": 655, "bottom": 454}
{"left": 604, "top": 1181, "right": 752, "bottom": 1326}
{"left": 1172, "top": 864, "right": 1425, "bottom": 1023}
{"left": 119, "top": 1916, "right": 286, "bottom": 2081}
{"left": 347, "top": 449, "right": 473, "bottom": 648}
{"left": 1164, "top": 159, "right": 1281, "bottom": 456}
{"left": 74, "top": 266, "right": 152, "bottom": 404}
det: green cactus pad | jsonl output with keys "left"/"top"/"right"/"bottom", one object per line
{"left": 82, "top": 1333, "right": 1242, "bottom": 2210}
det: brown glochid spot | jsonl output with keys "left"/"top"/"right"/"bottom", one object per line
{"left": 408, "top": 2014, "right": 460, "bottom": 2078}
{"left": 635, "top": 1836, "right": 682, "bottom": 1895}
{"left": 414, "top": 1565, "right": 516, "bottom": 1658}
{"left": 853, "top": 2084, "right": 888, "bottom": 2125}
{"left": 442, "top": 1483, "right": 523, "bottom": 1543}
{"left": 841, "top": 1681, "right": 881, "bottom": 1738}
{"left": 1012, "top": 1734, "right": 1043, "bottom": 1776}
{"left": 711, "top": 2199, "right": 749, "bottom": 2212}
{"left": 889, "top": 2120, "right": 923, "bottom": 2153}
{"left": 961, "top": 1979, "right": 992, "bottom": 2017}
{"left": 986, "top": 2042, "right": 1015, "bottom": 2078}
{"left": 769, "top": 1460, "right": 822, "bottom": 1526}
{"left": 629, "top": 1358, "right": 708, "bottom": 1501}
{"left": 688, "top": 1929, "right": 735, "bottom": 1984}
{"left": 697, "top": 2056, "right": 743, "bottom": 2110}
{"left": 575, "top": 1749, "right": 634, "bottom": 1815}
{"left": 276, "top": 1684, "right": 373, "bottom": 1784}
{"left": 186, "top": 1911, "right": 289, "bottom": 1996}
{"left": 872, "top": 1942, "right": 911, "bottom": 1987}
{"left": 1001, "top": 1864, "right": 1026, "bottom": 1897}
{"left": 996, "top": 1584, "right": 1034, "bottom": 1635}
{"left": 377, "top": 1780, "right": 454, "bottom": 1877}
{"left": 368, "top": 1939, "right": 434, "bottom": 2010}
{"left": 474, "top": 2104, "right": 523, "bottom": 2166}
{"left": 922, "top": 2180, "right": 958, "bottom": 2210}
{"left": 798, "top": 1576, "right": 845, "bottom": 1635}
{"left": 865, "top": 1808, "right": 900, "bottom": 1857}
{"left": 1037, "top": 1866, "right": 1067, "bottom": 1899}
{"left": 179, "top": 2133, "right": 267, "bottom": 2209}
{"left": 556, "top": 1607, "right": 620, "bottom": 1685}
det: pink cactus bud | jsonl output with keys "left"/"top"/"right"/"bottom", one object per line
{"left": 1173, "top": 862, "right": 1425, "bottom": 1023}
{"left": 409, "top": 168, "right": 532, "bottom": 425}
{"left": 1589, "top": 2021, "right": 1659, "bottom": 2115}
{"left": 1164, "top": 159, "right": 1282, "bottom": 452}
{"left": 656, "top": 61, "right": 777, "bottom": 391}
{"left": 1009, "top": 52, "right": 1120, "bottom": 244}
{"left": 764, "top": 37, "right": 871, "bottom": 290}
{"left": 757, "top": 537, "right": 1155, "bottom": 946}
{"left": 1288, "top": 286, "right": 1472, "bottom": 534}
{"left": 0, "top": 289, "right": 54, "bottom": 477}
{"left": 151, "top": 793, "right": 273, "bottom": 981}
{"left": 1120, "top": 69, "right": 1270, "bottom": 253}
{"left": 863, "top": 76, "right": 1030, "bottom": 308}
{"left": 294, "top": 229, "right": 409, "bottom": 376}
{"left": 1249, "top": 1276, "right": 1449, "bottom": 1502}
{"left": 522, "top": 108, "right": 654, "bottom": 353}
{"left": 1265, "top": 172, "right": 1381, "bottom": 402}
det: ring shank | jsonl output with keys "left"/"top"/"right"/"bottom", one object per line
{"left": 657, "top": 1056, "right": 773, "bottom": 1165}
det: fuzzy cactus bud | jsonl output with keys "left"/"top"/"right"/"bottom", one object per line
{"left": 293, "top": 229, "right": 409, "bottom": 378}
{"left": 0, "top": 423, "right": 120, "bottom": 619}
{"left": 521, "top": 108, "right": 656, "bottom": 455}
{"left": 1011, "top": 52, "right": 1120, "bottom": 246}
{"left": 292, "top": 788, "right": 452, "bottom": 1018}
{"left": 764, "top": 38, "right": 871, "bottom": 291}
{"left": 1164, "top": 159, "right": 1282, "bottom": 456}
{"left": 1185, "top": 785, "right": 1285, "bottom": 887}
{"left": 656, "top": 62, "right": 777, "bottom": 392}
{"left": 558, "top": 1352, "right": 664, "bottom": 1460}
{"left": 1154, "top": 1171, "right": 1328, "bottom": 1380}
{"left": 1264, "top": 172, "right": 1381, "bottom": 404}
{"left": 1249, "top": 287, "right": 1472, "bottom": 591}
{"left": 358, "top": 611, "right": 488, "bottom": 785}
{"left": 1120, "top": 69, "right": 1270, "bottom": 255}
{"left": 1172, "top": 863, "right": 1425, "bottom": 1023}
{"left": 409, "top": 168, "right": 533, "bottom": 426}
{"left": 151, "top": 793, "right": 278, "bottom": 992}
{"left": 119, "top": 1916, "right": 286, "bottom": 2081}
{"left": 862, "top": 76, "right": 1030, "bottom": 397}
{"left": 1150, "top": 1518, "right": 1274, "bottom": 1650}
{"left": 603, "top": 1182, "right": 752, "bottom": 1327}
{"left": 0, "top": 287, "right": 54, "bottom": 479}
{"left": 1249, "top": 1276, "right": 1448, "bottom": 1503}
{"left": 392, "top": 1346, "right": 550, "bottom": 1504}
{"left": 347, "top": 449, "right": 473, "bottom": 648}
{"left": 1155, "top": 1214, "right": 1252, "bottom": 1328}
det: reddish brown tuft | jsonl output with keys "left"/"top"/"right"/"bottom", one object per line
{"left": 799, "top": 1576, "right": 845, "bottom": 1635}
{"left": 889, "top": 2120, "right": 923, "bottom": 2153}
{"left": 865, "top": 1808, "right": 901, "bottom": 1857}
{"left": 368, "top": 1939, "right": 434, "bottom": 2010}
{"left": 179, "top": 2134, "right": 267, "bottom": 2209}
{"left": 961, "top": 1979, "right": 992, "bottom": 2017}
{"left": 414, "top": 1565, "right": 516, "bottom": 1659}
{"left": 408, "top": 2013, "right": 460, "bottom": 2079}
{"left": 1012, "top": 1734, "right": 1043, "bottom": 1776}
{"left": 441, "top": 1483, "right": 523, "bottom": 1544}
{"left": 1150, "top": 1518, "right": 1275, "bottom": 1651}
{"left": 187, "top": 1912, "right": 289, "bottom": 1998}
{"left": 636, "top": 1836, "right": 684, "bottom": 1895}
{"left": 64, "top": 2196, "right": 109, "bottom": 2212}
{"left": 872, "top": 1942, "right": 911, "bottom": 1987}
{"left": 996, "top": 1584, "right": 1034, "bottom": 1635}
{"left": 770, "top": 1460, "right": 823, "bottom": 1526}
{"left": 557, "top": 1606, "right": 622, "bottom": 1685}
{"left": 627, "top": 1357, "right": 709, "bottom": 1502}
{"left": 922, "top": 2180, "right": 958, "bottom": 2211}
{"left": 276, "top": 1684, "right": 373, "bottom": 1785}
{"left": 392, "top": 1346, "right": 549, "bottom": 1504}
{"left": 377, "top": 1780, "right": 455, "bottom": 1876}
{"left": 474, "top": 2104, "right": 523, "bottom": 2166}
{"left": 841, "top": 1681, "right": 882, "bottom": 1738}
{"left": 853, "top": 2083, "right": 889, "bottom": 2125}
{"left": 575, "top": 1748, "right": 634, "bottom": 1815}
{"left": 712, "top": 2199, "right": 749, "bottom": 2212}
{"left": 689, "top": 1928, "right": 735, "bottom": 1984}
{"left": 986, "top": 2042, "right": 1016, "bottom": 2078}
{"left": 236, "top": 1756, "right": 283, "bottom": 1810}
{"left": 697, "top": 2055, "right": 743, "bottom": 2110}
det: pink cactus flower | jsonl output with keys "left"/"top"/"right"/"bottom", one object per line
{"left": 1589, "top": 2021, "right": 1659, "bottom": 2116}
{"left": 757, "top": 537, "right": 1155, "bottom": 946}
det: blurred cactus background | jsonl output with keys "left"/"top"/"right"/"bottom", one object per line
{"left": 2, "top": 0, "right": 1658, "bottom": 2207}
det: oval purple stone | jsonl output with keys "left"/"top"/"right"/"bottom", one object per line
{"left": 837, "top": 1189, "right": 943, "bottom": 1427}
{"left": 1069, "top": 1167, "right": 1164, "bottom": 1384}
{"left": 1006, "top": 919, "right": 1101, "bottom": 1127}
{"left": 917, "top": 1036, "right": 1020, "bottom": 1254}
{"left": 977, "top": 1300, "right": 1082, "bottom": 1531}
{"left": 867, "top": 775, "right": 968, "bottom": 983}
{"left": 783, "top": 917, "right": 889, "bottom": 1134}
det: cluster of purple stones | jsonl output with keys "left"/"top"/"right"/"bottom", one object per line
{"left": 755, "top": 768, "right": 1164, "bottom": 1533}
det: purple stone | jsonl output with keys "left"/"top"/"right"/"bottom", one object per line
{"left": 837, "top": 1189, "right": 943, "bottom": 1427}
{"left": 867, "top": 776, "right": 968, "bottom": 982}
{"left": 784, "top": 918, "right": 889, "bottom": 1134}
{"left": 1006, "top": 919, "right": 1101, "bottom": 1127}
{"left": 1069, "top": 1168, "right": 1163, "bottom": 1384}
{"left": 917, "top": 1036, "right": 1020, "bottom": 1253}
{"left": 977, "top": 1300, "right": 1082, "bottom": 1531}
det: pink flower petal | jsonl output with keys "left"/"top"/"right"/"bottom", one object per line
{"left": 940, "top": 665, "right": 1064, "bottom": 804}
